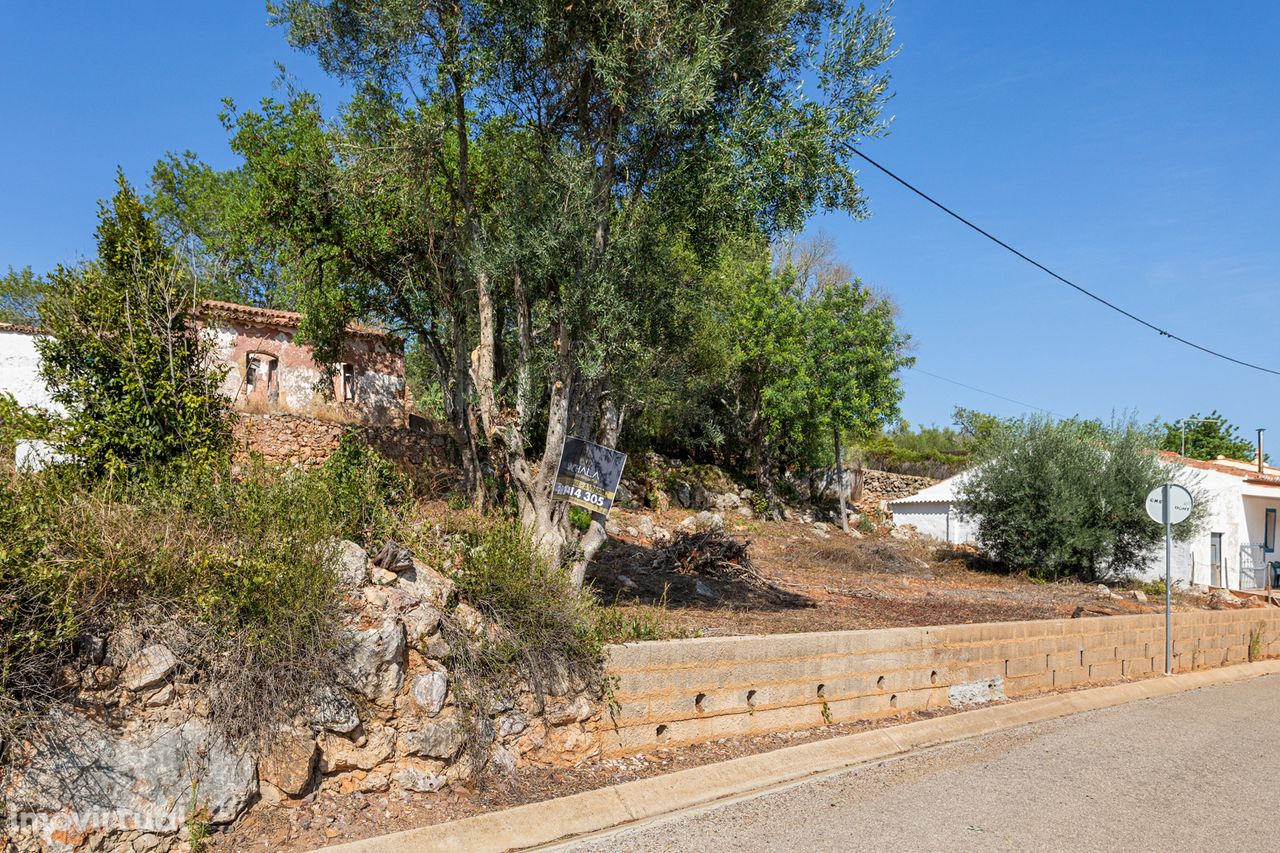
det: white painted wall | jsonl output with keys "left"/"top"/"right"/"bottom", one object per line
{"left": 889, "top": 501, "right": 979, "bottom": 545}
{"left": 0, "top": 327, "right": 59, "bottom": 411}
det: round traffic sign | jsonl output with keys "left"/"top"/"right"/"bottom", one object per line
{"left": 1145, "top": 483, "right": 1193, "bottom": 525}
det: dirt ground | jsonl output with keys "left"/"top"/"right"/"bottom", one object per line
{"left": 585, "top": 507, "right": 1197, "bottom": 638}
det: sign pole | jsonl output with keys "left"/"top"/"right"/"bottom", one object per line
{"left": 1164, "top": 483, "right": 1172, "bottom": 675}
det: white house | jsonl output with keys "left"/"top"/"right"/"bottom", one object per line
{"left": 887, "top": 452, "right": 1280, "bottom": 591}
{"left": 0, "top": 322, "right": 60, "bottom": 410}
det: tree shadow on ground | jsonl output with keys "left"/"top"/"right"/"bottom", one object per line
{"left": 585, "top": 536, "right": 814, "bottom": 611}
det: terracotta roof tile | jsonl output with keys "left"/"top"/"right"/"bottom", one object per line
{"left": 199, "top": 300, "right": 401, "bottom": 345}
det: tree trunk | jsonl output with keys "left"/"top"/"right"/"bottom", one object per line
{"left": 834, "top": 427, "right": 849, "bottom": 533}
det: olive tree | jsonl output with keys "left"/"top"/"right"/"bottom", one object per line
{"left": 957, "top": 416, "right": 1202, "bottom": 581}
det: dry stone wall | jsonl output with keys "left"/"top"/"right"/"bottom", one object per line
{"left": 232, "top": 412, "right": 454, "bottom": 473}
{"left": 599, "top": 608, "right": 1280, "bottom": 754}
{"left": 3, "top": 540, "right": 600, "bottom": 853}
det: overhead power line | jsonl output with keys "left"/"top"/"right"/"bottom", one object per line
{"left": 907, "top": 365, "right": 1065, "bottom": 418}
{"left": 844, "top": 145, "right": 1280, "bottom": 378}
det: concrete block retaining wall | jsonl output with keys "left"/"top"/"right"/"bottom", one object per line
{"left": 599, "top": 609, "right": 1280, "bottom": 754}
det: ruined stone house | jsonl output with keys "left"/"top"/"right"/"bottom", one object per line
{"left": 202, "top": 300, "right": 407, "bottom": 427}
{"left": 3, "top": 302, "right": 449, "bottom": 469}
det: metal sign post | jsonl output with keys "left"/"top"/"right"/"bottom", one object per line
{"left": 1145, "top": 483, "right": 1194, "bottom": 675}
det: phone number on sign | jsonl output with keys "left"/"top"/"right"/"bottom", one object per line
{"left": 555, "top": 482, "right": 607, "bottom": 507}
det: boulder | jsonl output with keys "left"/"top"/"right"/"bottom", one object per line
{"left": 259, "top": 729, "right": 319, "bottom": 797}
{"left": 399, "top": 721, "right": 465, "bottom": 760}
{"left": 338, "top": 620, "right": 406, "bottom": 703}
{"left": 333, "top": 540, "right": 369, "bottom": 588}
{"left": 410, "top": 671, "right": 449, "bottom": 717}
{"left": 309, "top": 687, "right": 361, "bottom": 734}
{"left": 489, "top": 745, "right": 518, "bottom": 776}
{"left": 11, "top": 712, "right": 255, "bottom": 833}
{"left": 397, "top": 560, "right": 456, "bottom": 609}
{"left": 497, "top": 711, "right": 528, "bottom": 739}
{"left": 403, "top": 605, "right": 443, "bottom": 649}
{"left": 358, "top": 772, "right": 390, "bottom": 793}
{"left": 319, "top": 725, "right": 396, "bottom": 773}
{"left": 391, "top": 766, "right": 447, "bottom": 793}
{"left": 694, "top": 511, "right": 724, "bottom": 530}
{"left": 544, "top": 696, "right": 595, "bottom": 727}
{"left": 1130, "top": 589, "right": 1149, "bottom": 603}
{"left": 122, "top": 644, "right": 179, "bottom": 692}
{"left": 636, "top": 516, "right": 657, "bottom": 541}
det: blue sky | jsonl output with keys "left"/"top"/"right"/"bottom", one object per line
{"left": 2, "top": 2, "right": 1278, "bottom": 437}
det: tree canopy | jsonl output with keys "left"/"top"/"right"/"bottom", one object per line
{"left": 150, "top": 0, "right": 903, "bottom": 582}
{"left": 1160, "top": 411, "right": 1259, "bottom": 462}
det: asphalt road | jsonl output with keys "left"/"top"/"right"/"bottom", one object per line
{"left": 556, "top": 674, "right": 1280, "bottom": 853}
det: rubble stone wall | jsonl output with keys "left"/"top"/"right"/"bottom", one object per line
{"left": 599, "top": 608, "right": 1280, "bottom": 754}
{"left": 232, "top": 412, "right": 455, "bottom": 473}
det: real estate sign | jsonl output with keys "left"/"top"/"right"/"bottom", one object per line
{"left": 554, "top": 436, "right": 627, "bottom": 515}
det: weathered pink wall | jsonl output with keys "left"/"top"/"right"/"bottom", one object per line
{"left": 203, "top": 304, "right": 407, "bottom": 428}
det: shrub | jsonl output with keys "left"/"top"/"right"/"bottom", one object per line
{"left": 958, "top": 416, "right": 1202, "bottom": 581}
{"left": 568, "top": 505, "right": 592, "bottom": 532}
{"left": 321, "top": 431, "right": 407, "bottom": 543}
{"left": 36, "top": 175, "right": 233, "bottom": 476}
{"left": 0, "top": 458, "right": 362, "bottom": 756}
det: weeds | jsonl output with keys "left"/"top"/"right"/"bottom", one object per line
{"left": 1249, "top": 623, "right": 1264, "bottom": 662}
{"left": 0, "top": 438, "right": 405, "bottom": 761}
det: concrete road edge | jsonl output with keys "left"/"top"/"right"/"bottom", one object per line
{"left": 319, "top": 659, "right": 1280, "bottom": 853}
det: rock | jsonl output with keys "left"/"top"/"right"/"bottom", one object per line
{"left": 309, "top": 687, "right": 361, "bottom": 734}
{"left": 11, "top": 712, "right": 256, "bottom": 832}
{"left": 1095, "top": 584, "right": 1112, "bottom": 598}
{"left": 410, "top": 671, "right": 449, "bottom": 717}
{"left": 673, "top": 481, "right": 693, "bottom": 508}
{"left": 454, "top": 602, "right": 486, "bottom": 637}
{"left": 736, "top": 505, "right": 754, "bottom": 518}
{"left": 545, "top": 696, "right": 595, "bottom": 726}
{"left": 497, "top": 711, "right": 527, "bottom": 739}
{"left": 133, "top": 833, "right": 161, "bottom": 852}
{"left": 605, "top": 519, "right": 622, "bottom": 536}
{"left": 320, "top": 725, "right": 396, "bottom": 772}
{"left": 694, "top": 579, "right": 718, "bottom": 601}
{"left": 371, "top": 540, "right": 415, "bottom": 574}
{"left": 490, "top": 745, "right": 518, "bottom": 776}
{"left": 617, "top": 574, "right": 638, "bottom": 591}
{"left": 636, "top": 516, "right": 657, "bottom": 540}
{"left": 333, "top": 540, "right": 369, "bottom": 588}
{"left": 694, "top": 511, "right": 723, "bottom": 530}
{"left": 358, "top": 772, "right": 390, "bottom": 793}
{"left": 143, "top": 683, "right": 175, "bottom": 708}
{"left": 615, "top": 481, "right": 633, "bottom": 507}
{"left": 122, "top": 644, "right": 179, "bottom": 692}
{"left": 403, "top": 605, "right": 443, "bottom": 649}
{"left": 391, "top": 767, "right": 447, "bottom": 793}
{"left": 259, "top": 730, "right": 319, "bottom": 797}
{"left": 813, "top": 521, "right": 829, "bottom": 532}
{"left": 421, "top": 634, "right": 452, "bottom": 660}
{"left": 397, "top": 560, "right": 456, "bottom": 609}
{"left": 1130, "top": 589, "right": 1148, "bottom": 603}
{"left": 652, "top": 525, "right": 672, "bottom": 543}
{"left": 714, "top": 492, "right": 742, "bottom": 511}
{"left": 812, "top": 527, "right": 831, "bottom": 540}
{"left": 889, "top": 525, "right": 915, "bottom": 541}
{"left": 371, "top": 567, "right": 398, "bottom": 586}
{"left": 77, "top": 633, "right": 107, "bottom": 666}
{"left": 338, "top": 620, "right": 406, "bottom": 703}
{"left": 399, "top": 721, "right": 465, "bottom": 760}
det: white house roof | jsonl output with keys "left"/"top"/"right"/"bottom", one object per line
{"left": 886, "top": 471, "right": 973, "bottom": 506}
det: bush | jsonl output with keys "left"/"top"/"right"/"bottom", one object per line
{"left": 958, "top": 416, "right": 1202, "bottom": 581}
{"left": 321, "top": 431, "right": 408, "bottom": 543}
{"left": 0, "top": 454, "right": 394, "bottom": 756}
{"left": 568, "top": 505, "right": 592, "bottom": 532}
{"left": 36, "top": 176, "right": 233, "bottom": 476}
